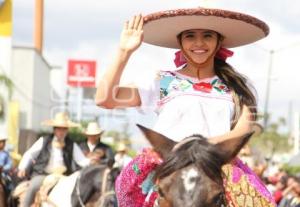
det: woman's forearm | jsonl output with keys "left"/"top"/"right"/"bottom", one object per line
{"left": 95, "top": 48, "right": 132, "bottom": 108}
{"left": 209, "top": 105, "right": 254, "bottom": 144}
{"left": 95, "top": 15, "right": 144, "bottom": 109}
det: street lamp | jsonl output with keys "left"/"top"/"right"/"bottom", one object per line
{"left": 263, "top": 49, "right": 274, "bottom": 128}
{"left": 258, "top": 42, "right": 300, "bottom": 128}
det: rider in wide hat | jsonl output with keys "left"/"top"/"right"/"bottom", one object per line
{"left": 79, "top": 122, "right": 115, "bottom": 167}
{"left": 17, "top": 112, "right": 92, "bottom": 207}
{"left": 96, "top": 6, "right": 274, "bottom": 207}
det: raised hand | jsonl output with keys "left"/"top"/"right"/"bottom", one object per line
{"left": 119, "top": 14, "right": 144, "bottom": 54}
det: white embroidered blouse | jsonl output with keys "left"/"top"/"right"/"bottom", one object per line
{"left": 138, "top": 70, "right": 235, "bottom": 142}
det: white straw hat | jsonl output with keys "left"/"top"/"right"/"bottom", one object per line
{"left": 116, "top": 142, "right": 127, "bottom": 152}
{"left": 85, "top": 122, "right": 103, "bottom": 136}
{"left": 41, "top": 112, "right": 80, "bottom": 128}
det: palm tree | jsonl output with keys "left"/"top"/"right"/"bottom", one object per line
{"left": 0, "top": 74, "right": 13, "bottom": 119}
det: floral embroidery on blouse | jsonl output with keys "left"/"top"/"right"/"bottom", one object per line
{"left": 160, "top": 71, "right": 230, "bottom": 99}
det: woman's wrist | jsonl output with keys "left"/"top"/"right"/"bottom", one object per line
{"left": 117, "top": 47, "right": 134, "bottom": 57}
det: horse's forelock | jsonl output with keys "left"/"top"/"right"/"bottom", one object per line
{"left": 154, "top": 135, "right": 224, "bottom": 183}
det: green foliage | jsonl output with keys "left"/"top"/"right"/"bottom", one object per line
{"left": 104, "top": 126, "right": 137, "bottom": 156}
{"left": 0, "top": 74, "right": 13, "bottom": 120}
{"left": 127, "top": 149, "right": 137, "bottom": 157}
{"left": 37, "top": 127, "right": 86, "bottom": 143}
{"left": 249, "top": 117, "right": 292, "bottom": 157}
{"left": 0, "top": 96, "right": 4, "bottom": 120}
{"left": 281, "top": 164, "right": 300, "bottom": 176}
{"left": 68, "top": 127, "right": 86, "bottom": 143}
{"left": 0, "top": 74, "right": 13, "bottom": 99}
{"left": 104, "top": 129, "right": 131, "bottom": 145}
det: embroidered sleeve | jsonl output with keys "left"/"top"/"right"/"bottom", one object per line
{"left": 136, "top": 71, "right": 160, "bottom": 113}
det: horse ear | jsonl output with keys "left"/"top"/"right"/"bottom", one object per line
{"left": 215, "top": 131, "right": 254, "bottom": 164}
{"left": 136, "top": 124, "right": 176, "bottom": 159}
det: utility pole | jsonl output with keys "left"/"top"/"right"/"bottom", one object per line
{"left": 263, "top": 50, "right": 274, "bottom": 128}
{"left": 293, "top": 111, "right": 300, "bottom": 155}
{"left": 259, "top": 42, "right": 300, "bottom": 129}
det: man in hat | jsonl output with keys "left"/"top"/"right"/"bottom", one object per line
{"left": 0, "top": 130, "right": 13, "bottom": 202}
{"left": 0, "top": 131, "right": 12, "bottom": 176}
{"left": 79, "top": 122, "right": 115, "bottom": 167}
{"left": 17, "top": 112, "right": 92, "bottom": 207}
{"left": 113, "top": 142, "right": 132, "bottom": 170}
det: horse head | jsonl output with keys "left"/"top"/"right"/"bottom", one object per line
{"left": 71, "top": 165, "right": 120, "bottom": 207}
{"left": 137, "top": 124, "right": 253, "bottom": 207}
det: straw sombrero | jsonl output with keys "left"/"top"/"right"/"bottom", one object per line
{"left": 84, "top": 122, "right": 103, "bottom": 136}
{"left": 116, "top": 142, "right": 127, "bottom": 152}
{"left": 42, "top": 112, "right": 79, "bottom": 128}
{"left": 143, "top": 7, "right": 269, "bottom": 48}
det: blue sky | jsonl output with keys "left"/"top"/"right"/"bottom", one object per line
{"left": 11, "top": 0, "right": 300, "bottom": 147}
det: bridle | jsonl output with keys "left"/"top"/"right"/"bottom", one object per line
{"left": 153, "top": 136, "right": 227, "bottom": 207}
{"left": 76, "top": 167, "right": 115, "bottom": 207}
{"left": 95, "top": 168, "right": 116, "bottom": 207}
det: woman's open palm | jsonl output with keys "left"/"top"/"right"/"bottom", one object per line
{"left": 120, "top": 15, "right": 144, "bottom": 53}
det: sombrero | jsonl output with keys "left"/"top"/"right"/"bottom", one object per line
{"left": 143, "top": 7, "right": 269, "bottom": 48}
{"left": 116, "top": 142, "right": 127, "bottom": 152}
{"left": 41, "top": 112, "right": 80, "bottom": 128}
{"left": 84, "top": 122, "right": 104, "bottom": 136}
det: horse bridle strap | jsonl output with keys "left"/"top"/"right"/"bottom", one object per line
{"left": 75, "top": 173, "right": 86, "bottom": 207}
{"left": 101, "top": 168, "right": 111, "bottom": 195}
{"left": 95, "top": 168, "right": 114, "bottom": 207}
{"left": 75, "top": 167, "right": 112, "bottom": 207}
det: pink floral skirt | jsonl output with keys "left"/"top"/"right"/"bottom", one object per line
{"left": 115, "top": 148, "right": 276, "bottom": 207}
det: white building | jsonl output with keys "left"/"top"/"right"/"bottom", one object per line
{"left": 11, "top": 46, "right": 55, "bottom": 130}
{"left": 9, "top": 46, "right": 61, "bottom": 153}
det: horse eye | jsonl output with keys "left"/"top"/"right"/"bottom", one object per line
{"left": 213, "top": 192, "right": 226, "bottom": 206}
{"left": 158, "top": 187, "right": 165, "bottom": 197}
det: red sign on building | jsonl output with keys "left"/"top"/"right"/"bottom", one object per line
{"left": 67, "top": 60, "right": 96, "bottom": 87}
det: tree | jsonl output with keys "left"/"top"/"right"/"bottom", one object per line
{"left": 249, "top": 117, "right": 292, "bottom": 159}
{"left": 0, "top": 74, "right": 13, "bottom": 120}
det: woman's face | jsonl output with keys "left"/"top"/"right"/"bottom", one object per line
{"left": 180, "top": 29, "right": 219, "bottom": 64}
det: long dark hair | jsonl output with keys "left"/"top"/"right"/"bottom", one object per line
{"left": 214, "top": 58, "right": 257, "bottom": 127}
{"left": 177, "top": 31, "right": 257, "bottom": 126}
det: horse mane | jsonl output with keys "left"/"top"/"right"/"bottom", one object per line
{"left": 154, "top": 135, "right": 224, "bottom": 184}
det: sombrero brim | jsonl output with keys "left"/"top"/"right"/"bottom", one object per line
{"left": 42, "top": 120, "right": 80, "bottom": 128}
{"left": 143, "top": 8, "right": 269, "bottom": 48}
{"left": 85, "top": 130, "right": 104, "bottom": 136}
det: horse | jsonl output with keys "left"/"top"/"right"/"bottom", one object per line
{"left": 0, "top": 171, "right": 18, "bottom": 207}
{"left": 135, "top": 124, "right": 254, "bottom": 207}
{"left": 12, "top": 165, "right": 120, "bottom": 207}
{"left": 0, "top": 178, "right": 6, "bottom": 207}
{"left": 71, "top": 165, "right": 120, "bottom": 207}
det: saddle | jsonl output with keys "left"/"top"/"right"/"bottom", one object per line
{"left": 34, "top": 174, "right": 65, "bottom": 206}
{"left": 12, "top": 174, "right": 65, "bottom": 206}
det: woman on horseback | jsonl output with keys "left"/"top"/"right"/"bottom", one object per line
{"left": 95, "top": 7, "right": 275, "bottom": 207}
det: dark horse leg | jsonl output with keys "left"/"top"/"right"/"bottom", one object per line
{"left": 0, "top": 182, "right": 6, "bottom": 207}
